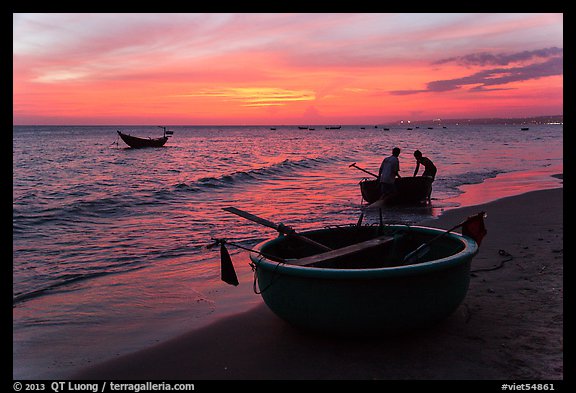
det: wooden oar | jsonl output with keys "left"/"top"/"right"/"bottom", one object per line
{"left": 218, "top": 207, "right": 332, "bottom": 286}
{"left": 402, "top": 212, "right": 486, "bottom": 265}
{"left": 222, "top": 207, "right": 332, "bottom": 252}
{"left": 349, "top": 162, "right": 378, "bottom": 178}
{"left": 224, "top": 207, "right": 407, "bottom": 269}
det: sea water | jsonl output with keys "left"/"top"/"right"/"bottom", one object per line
{"left": 12, "top": 124, "right": 563, "bottom": 378}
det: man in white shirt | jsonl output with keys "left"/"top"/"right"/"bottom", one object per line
{"left": 378, "top": 147, "right": 401, "bottom": 195}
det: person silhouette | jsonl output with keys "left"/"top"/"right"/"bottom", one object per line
{"left": 413, "top": 150, "right": 437, "bottom": 203}
{"left": 378, "top": 147, "right": 401, "bottom": 196}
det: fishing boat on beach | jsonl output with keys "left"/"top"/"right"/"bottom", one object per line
{"left": 349, "top": 163, "right": 433, "bottom": 205}
{"left": 359, "top": 177, "right": 433, "bottom": 205}
{"left": 212, "top": 208, "right": 486, "bottom": 334}
{"left": 116, "top": 126, "right": 173, "bottom": 148}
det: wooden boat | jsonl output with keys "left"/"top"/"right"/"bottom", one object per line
{"left": 117, "top": 127, "right": 172, "bottom": 148}
{"left": 249, "top": 224, "right": 479, "bottom": 334}
{"left": 359, "top": 176, "right": 433, "bottom": 205}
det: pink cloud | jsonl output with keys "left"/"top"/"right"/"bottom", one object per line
{"left": 391, "top": 48, "right": 563, "bottom": 95}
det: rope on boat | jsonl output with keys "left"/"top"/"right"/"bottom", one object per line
{"left": 470, "top": 249, "right": 513, "bottom": 274}
{"left": 110, "top": 134, "right": 120, "bottom": 149}
{"left": 250, "top": 255, "right": 284, "bottom": 295}
{"left": 217, "top": 239, "right": 287, "bottom": 264}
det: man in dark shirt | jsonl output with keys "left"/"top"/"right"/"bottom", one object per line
{"left": 413, "top": 150, "right": 437, "bottom": 203}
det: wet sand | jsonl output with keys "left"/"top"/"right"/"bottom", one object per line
{"left": 74, "top": 187, "right": 563, "bottom": 380}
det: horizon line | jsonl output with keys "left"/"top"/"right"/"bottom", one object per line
{"left": 12, "top": 114, "right": 564, "bottom": 128}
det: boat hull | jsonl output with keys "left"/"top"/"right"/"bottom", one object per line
{"left": 117, "top": 131, "right": 168, "bottom": 148}
{"left": 360, "top": 177, "right": 433, "bottom": 205}
{"left": 250, "top": 225, "right": 478, "bottom": 334}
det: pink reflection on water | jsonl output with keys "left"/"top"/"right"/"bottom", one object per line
{"left": 445, "top": 164, "right": 563, "bottom": 208}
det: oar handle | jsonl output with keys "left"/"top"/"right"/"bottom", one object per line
{"left": 222, "top": 207, "right": 332, "bottom": 252}
{"left": 349, "top": 163, "right": 378, "bottom": 178}
{"left": 223, "top": 207, "right": 287, "bottom": 232}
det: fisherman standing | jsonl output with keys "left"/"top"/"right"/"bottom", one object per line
{"left": 378, "top": 147, "right": 401, "bottom": 196}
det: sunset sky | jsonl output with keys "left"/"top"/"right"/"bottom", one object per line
{"left": 13, "top": 13, "right": 563, "bottom": 125}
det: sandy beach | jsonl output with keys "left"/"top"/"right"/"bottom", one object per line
{"left": 73, "top": 187, "right": 563, "bottom": 380}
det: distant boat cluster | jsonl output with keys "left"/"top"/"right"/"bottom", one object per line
{"left": 294, "top": 125, "right": 339, "bottom": 130}
{"left": 269, "top": 125, "right": 450, "bottom": 131}
{"left": 264, "top": 115, "right": 561, "bottom": 132}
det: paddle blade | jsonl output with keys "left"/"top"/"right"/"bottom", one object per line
{"left": 462, "top": 212, "right": 487, "bottom": 246}
{"left": 403, "top": 243, "right": 430, "bottom": 264}
{"left": 220, "top": 243, "right": 239, "bottom": 286}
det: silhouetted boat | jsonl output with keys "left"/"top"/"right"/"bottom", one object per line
{"left": 218, "top": 207, "right": 484, "bottom": 334}
{"left": 521, "top": 127, "right": 529, "bottom": 131}
{"left": 117, "top": 127, "right": 172, "bottom": 148}
{"left": 359, "top": 177, "right": 433, "bottom": 205}
{"left": 248, "top": 220, "right": 480, "bottom": 333}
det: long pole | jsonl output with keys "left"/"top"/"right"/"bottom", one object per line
{"left": 349, "top": 163, "right": 378, "bottom": 178}
{"left": 222, "top": 207, "right": 332, "bottom": 252}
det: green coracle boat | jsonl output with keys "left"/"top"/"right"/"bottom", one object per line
{"left": 248, "top": 224, "right": 479, "bottom": 334}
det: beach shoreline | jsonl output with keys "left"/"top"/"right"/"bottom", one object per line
{"left": 73, "top": 185, "right": 563, "bottom": 380}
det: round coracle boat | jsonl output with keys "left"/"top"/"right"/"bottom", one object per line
{"left": 249, "top": 225, "right": 478, "bottom": 335}
{"left": 359, "top": 177, "right": 433, "bottom": 205}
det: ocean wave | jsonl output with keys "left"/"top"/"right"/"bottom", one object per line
{"left": 434, "top": 169, "right": 504, "bottom": 197}
{"left": 170, "top": 156, "right": 343, "bottom": 193}
{"left": 12, "top": 265, "right": 146, "bottom": 306}
{"left": 14, "top": 155, "right": 347, "bottom": 229}
{"left": 13, "top": 192, "right": 161, "bottom": 231}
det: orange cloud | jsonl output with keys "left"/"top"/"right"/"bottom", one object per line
{"left": 173, "top": 87, "right": 316, "bottom": 107}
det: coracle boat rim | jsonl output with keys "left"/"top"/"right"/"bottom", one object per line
{"left": 249, "top": 225, "right": 479, "bottom": 279}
